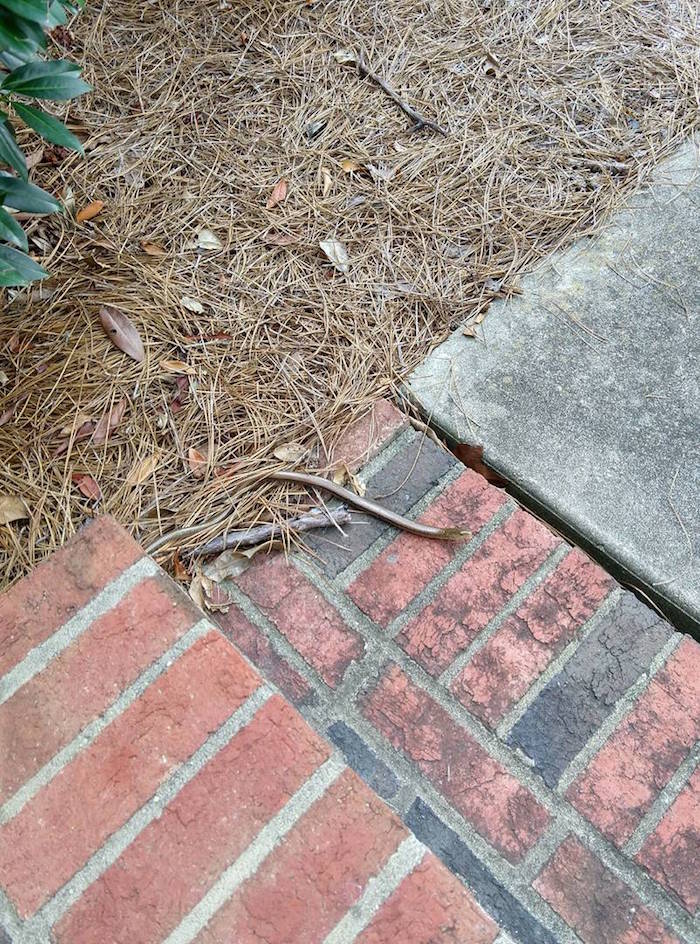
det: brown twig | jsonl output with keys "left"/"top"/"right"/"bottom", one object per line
{"left": 355, "top": 52, "right": 448, "bottom": 136}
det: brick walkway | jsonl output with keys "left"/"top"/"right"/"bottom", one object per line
{"left": 0, "top": 401, "right": 698, "bottom": 943}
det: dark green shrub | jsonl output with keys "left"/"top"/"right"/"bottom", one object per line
{"left": 0, "top": 0, "right": 89, "bottom": 287}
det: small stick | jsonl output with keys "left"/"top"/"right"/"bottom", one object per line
{"left": 186, "top": 506, "right": 352, "bottom": 556}
{"left": 355, "top": 52, "right": 448, "bottom": 137}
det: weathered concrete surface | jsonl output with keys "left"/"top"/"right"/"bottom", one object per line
{"left": 408, "top": 140, "right": 700, "bottom": 630}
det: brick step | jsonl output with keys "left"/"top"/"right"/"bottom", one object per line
{"left": 1, "top": 399, "right": 698, "bottom": 944}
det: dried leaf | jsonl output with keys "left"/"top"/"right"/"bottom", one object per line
{"left": 141, "top": 240, "right": 166, "bottom": 256}
{"left": 266, "top": 177, "right": 288, "bottom": 209}
{"left": 8, "top": 333, "right": 21, "bottom": 354}
{"left": 91, "top": 398, "right": 127, "bottom": 445}
{"left": 202, "top": 549, "right": 253, "bottom": 582}
{"left": 453, "top": 442, "right": 507, "bottom": 486}
{"left": 188, "top": 573, "right": 205, "bottom": 608}
{"left": 0, "top": 370, "right": 8, "bottom": 386}
{"left": 160, "top": 359, "right": 196, "bottom": 375}
{"left": 196, "top": 227, "right": 223, "bottom": 250}
{"left": 180, "top": 296, "right": 204, "bottom": 313}
{"left": 334, "top": 48, "right": 356, "bottom": 64}
{"left": 321, "top": 167, "right": 332, "bottom": 196}
{"left": 332, "top": 466, "right": 348, "bottom": 486}
{"left": 0, "top": 405, "right": 15, "bottom": 427}
{"left": 341, "top": 158, "right": 362, "bottom": 173}
{"left": 173, "top": 550, "right": 189, "bottom": 582}
{"left": 0, "top": 494, "right": 29, "bottom": 525}
{"left": 99, "top": 306, "right": 145, "bottom": 363}
{"left": 264, "top": 231, "right": 298, "bottom": 247}
{"left": 367, "top": 163, "right": 394, "bottom": 183}
{"left": 53, "top": 418, "right": 95, "bottom": 456}
{"left": 26, "top": 148, "right": 43, "bottom": 170}
{"left": 319, "top": 238, "right": 350, "bottom": 274}
{"left": 188, "top": 446, "right": 207, "bottom": 478}
{"left": 126, "top": 451, "right": 160, "bottom": 486}
{"left": 76, "top": 199, "right": 105, "bottom": 223}
{"left": 348, "top": 470, "right": 366, "bottom": 497}
{"left": 71, "top": 473, "right": 102, "bottom": 500}
{"left": 273, "top": 441, "right": 307, "bottom": 463}
{"left": 201, "top": 577, "right": 234, "bottom": 612}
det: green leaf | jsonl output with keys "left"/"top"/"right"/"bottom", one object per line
{"left": 47, "top": 0, "right": 67, "bottom": 26}
{"left": 0, "top": 13, "right": 43, "bottom": 61}
{"left": 0, "top": 60, "right": 91, "bottom": 101}
{"left": 13, "top": 102, "right": 83, "bottom": 152}
{"left": 0, "top": 174, "right": 60, "bottom": 212}
{"left": 0, "top": 205, "right": 28, "bottom": 249}
{"left": 0, "top": 243, "right": 47, "bottom": 286}
{"left": 0, "top": 120, "right": 27, "bottom": 178}
{"left": 0, "top": 0, "right": 50, "bottom": 26}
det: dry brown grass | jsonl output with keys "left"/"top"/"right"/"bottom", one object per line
{"left": 1, "top": 0, "right": 698, "bottom": 588}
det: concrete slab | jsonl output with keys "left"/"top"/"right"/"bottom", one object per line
{"left": 407, "top": 140, "right": 700, "bottom": 630}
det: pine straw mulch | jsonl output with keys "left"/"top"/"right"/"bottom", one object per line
{"left": 1, "top": 0, "right": 698, "bottom": 590}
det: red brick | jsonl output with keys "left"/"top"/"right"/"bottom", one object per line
{"left": 636, "top": 767, "right": 700, "bottom": 913}
{"left": 396, "top": 510, "right": 560, "bottom": 676}
{"left": 0, "top": 632, "right": 259, "bottom": 917}
{"left": 236, "top": 554, "right": 363, "bottom": 687}
{"left": 348, "top": 471, "right": 507, "bottom": 627}
{"left": 193, "top": 769, "right": 407, "bottom": 944}
{"left": 534, "top": 835, "right": 680, "bottom": 944}
{"left": 567, "top": 638, "right": 700, "bottom": 845}
{"left": 0, "top": 575, "right": 201, "bottom": 803}
{"left": 0, "top": 517, "right": 141, "bottom": 677}
{"left": 326, "top": 399, "right": 407, "bottom": 473}
{"left": 216, "top": 605, "right": 313, "bottom": 705}
{"left": 54, "top": 696, "right": 329, "bottom": 944}
{"left": 357, "top": 852, "right": 499, "bottom": 944}
{"left": 452, "top": 549, "right": 613, "bottom": 725}
{"left": 362, "top": 664, "right": 550, "bottom": 862}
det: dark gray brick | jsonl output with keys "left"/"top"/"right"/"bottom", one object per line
{"left": 328, "top": 720, "right": 399, "bottom": 799}
{"left": 508, "top": 593, "right": 672, "bottom": 787}
{"left": 303, "top": 432, "right": 455, "bottom": 577}
{"left": 0, "top": 926, "right": 12, "bottom": 944}
{"left": 406, "top": 798, "right": 557, "bottom": 944}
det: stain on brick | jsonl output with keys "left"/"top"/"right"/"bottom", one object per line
{"left": 357, "top": 851, "right": 499, "bottom": 944}
{"left": 236, "top": 554, "right": 364, "bottom": 687}
{"left": 328, "top": 721, "right": 399, "bottom": 799}
{"left": 452, "top": 549, "right": 613, "bottom": 726}
{"left": 406, "top": 799, "right": 557, "bottom": 944}
{"left": 217, "top": 606, "right": 316, "bottom": 707}
{"left": 305, "top": 433, "right": 455, "bottom": 578}
{"left": 567, "top": 637, "right": 700, "bottom": 844}
{"left": 362, "top": 664, "right": 550, "bottom": 862}
{"left": 508, "top": 594, "right": 672, "bottom": 788}
{"left": 636, "top": 766, "right": 700, "bottom": 913}
{"left": 397, "top": 510, "right": 559, "bottom": 676}
{"left": 348, "top": 470, "right": 507, "bottom": 628}
{"left": 534, "top": 835, "right": 680, "bottom": 944}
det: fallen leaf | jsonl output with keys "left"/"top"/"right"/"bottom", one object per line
{"left": 332, "top": 466, "right": 348, "bottom": 486}
{"left": 188, "top": 573, "right": 205, "bottom": 608}
{"left": 99, "top": 306, "right": 145, "bottom": 362}
{"left": 462, "top": 324, "right": 479, "bottom": 338}
{"left": 368, "top": 163, "right": 394, "bottom": 183}
{"left": 203, "top": 549, "right": 254, "bottom": 582}
{"left": 76, "top": 199, "right": 105, "bottom": 223}
{"left": 319, "top": 238, "right": 349, "bottom": 273}
{"left": 26, "top": 147, "right": 43, "bottom": 170}
{"left": 348, "top": 469, "right": 366, "bottom": 497}
{"left": 91, "top": 398, "right": 127, "bottom": 445}
{"left": 305, "top": 119, "right": 327, "bottom": 140}
{"left": 71, "top": 473, "right": 102, "bottom": 500}
{"left": 188, "top": 446, "right": 207, "bottom": 478}
{"left": 264, "top": 231, "right": 298, "bottom": 247}
{"left": 201, "top": 577, "right": 234, "bottom": 612}
{"left": 62, "top": 185, "right": 75, "bottom": 215}
{"left": 341, "top": 158, "right": 362, "bottom": 173}
{"left": 0, "top": 370, "right": 8, "bottom": 386}
{"left": 170, "top": 375, "right": 190, "bottom": 413}
{"left": 160, "top": 359, "right": 196, "bottom": 375}
{"left": 196, "top": 227, "right": 223, "bottom": 250}
{"left": 126, "top": 451, "right": 160, "bottom": 487}
{"left": 321, "top": 167, "right": 332, "bottom": 196}
{"left": 54, "top": 418, "right": 95, "bottom": 456}
{"left": 172, "top": 550, "right": 189, "bottom": 582}
{"left": 141, "top": 240, "right": 166, "bottom": 256}
{"left": 334, "top": 48, "right": 356, "bottom": 64}
{"left": 180, "top": 296, "right": 204, "bottom": 313}
{"left": 266, "top": 177, "right": 288, "bottom": 209}
{"left": 273, "top": 441, "right": 307, "bottom": 463}
{"left": 453, "top": 442, "right": 507, "bottom": 486}
{"left": 8, "top": 333, "right": 21, "bottom": 353}
{"left": 0, "top": 405, "right": 15, "bottom": 427}
{"left": 59, "top": 412, "right": 93, "bottom": 436}
{"left": 0, "top": 494, "right": 29, "bottom": 525}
